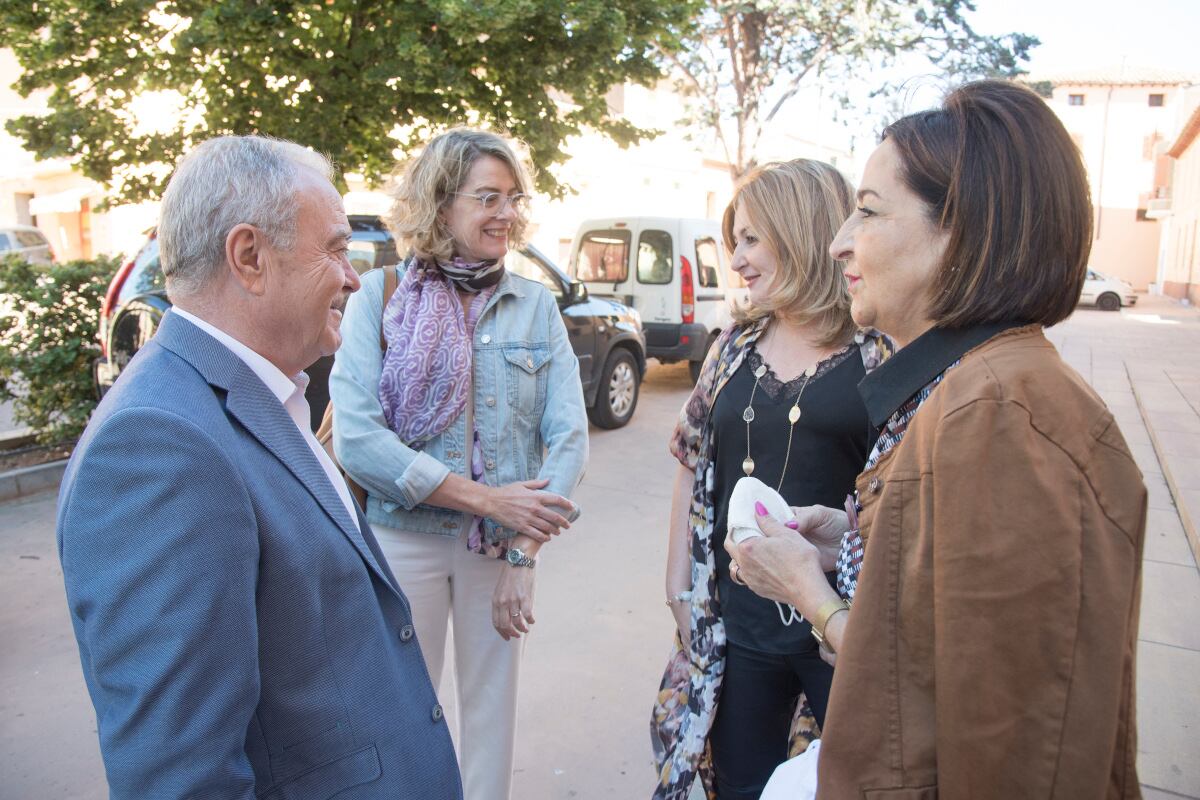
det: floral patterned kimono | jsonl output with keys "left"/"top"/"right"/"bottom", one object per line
{"left": 650, "top": 319, "right": 892, "bottom": 799}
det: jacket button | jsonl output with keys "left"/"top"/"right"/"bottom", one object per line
{"left": 481, "top": 334, "right": 491, "bottom": 344}
{"left": 526, "top": 357, "right": 535, "bottom": 369}
{"left": 432, "top": 704, "right": 444, "bottom": 721}
{"left": 868, "top": 477, "right": 882, "bottom": 493}
{"left": 442, "top": 520, "right": 457, "bottom": 529}
{"left": 399, "top": 624, "right": 414, "bottom": 642}
{"left": 485, "top": 396, "right": 496, "bottom": 407}
{"left": 485, "top": 459, "right": 496, "bottom": 470}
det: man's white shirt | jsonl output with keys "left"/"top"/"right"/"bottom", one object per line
{"left": 171, "top": 307, "right": 360, "bottom": 530}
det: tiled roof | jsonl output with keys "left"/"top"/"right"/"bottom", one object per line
{"left": 1024, "top": 66, "right": 1199, "bottom": 87}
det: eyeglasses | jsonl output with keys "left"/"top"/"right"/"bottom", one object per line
{"left": 454, "top": 192, "right": 530, "bottom": 216}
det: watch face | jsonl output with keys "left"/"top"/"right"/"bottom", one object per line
{"left": 506, "top": 549, "right": 519, "bottom": 565}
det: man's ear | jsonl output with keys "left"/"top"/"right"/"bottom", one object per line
{"left": 225, "top": 223, "right": 270, "bottom": 296}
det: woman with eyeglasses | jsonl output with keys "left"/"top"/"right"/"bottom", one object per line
{"left": 329, "top": 127, "right": 588, "bottom": 800}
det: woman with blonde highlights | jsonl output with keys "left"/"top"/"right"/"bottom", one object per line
{"left": 652, "top": 159, "right": 890, "bottom": 799}
{"left": 329, "top": 127, "right": 588, "bottom": 800}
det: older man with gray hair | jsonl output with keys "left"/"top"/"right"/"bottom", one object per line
{"left": 56, "top": 135, "right": 463, "bottom": 799}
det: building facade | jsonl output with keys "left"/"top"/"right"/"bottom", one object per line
{"left": 1158, "top": 89, "right": 1200, "bottom": 305}
{"left": 1037, "top": 69, "right": 1198, "bottom": 290}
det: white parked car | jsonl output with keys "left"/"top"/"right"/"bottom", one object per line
{"left": 1079, "top": 269, "right": 1136, "bottom": 311}
{"left": 0, "top": 224, "right": 54, "bottom": 265}
{"left": 568, "top": 217, "right": 748, "bottom": 381}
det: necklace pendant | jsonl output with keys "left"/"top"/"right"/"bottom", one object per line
{"left": 742, "top": 457, "right": 755, "bottom": 476}
{"left": 742, "top": 406, "right": 756, "bottom": 423}
{"left": 788, "top": 405, "right": 802, "bottom": 424}
{"left": 754, "top": 364, "right": 767, "bottom": 378}
{"left": 804, "top": 364, "right": 817, "bottom": 378}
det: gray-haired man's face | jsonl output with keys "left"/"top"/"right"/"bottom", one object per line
{"left": 258, "top": 170, "right": 360, "bottom": 372}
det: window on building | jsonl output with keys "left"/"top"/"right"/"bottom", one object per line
{"left": 1068, "top": 94, "right": 1085, "bottom": 106}
{"left": 1149, "top": 93, "right": 1165, "bottom": 107}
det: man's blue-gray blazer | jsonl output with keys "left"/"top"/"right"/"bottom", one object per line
{"left": 56, "top": 311, "right": 463, "bottom": 799}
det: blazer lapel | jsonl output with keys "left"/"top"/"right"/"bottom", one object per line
{"left": 155, "top": 312, "right": 398, "bottom": 595}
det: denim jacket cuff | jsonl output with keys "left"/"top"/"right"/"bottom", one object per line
{"left": 396, "top": 451, "right": 452, "bottom": 510}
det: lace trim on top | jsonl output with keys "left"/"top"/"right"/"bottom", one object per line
{"left": 744, "top": 342, "right": 856, "bottom": 402}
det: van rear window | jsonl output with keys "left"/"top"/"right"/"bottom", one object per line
{"left": 637, "top": 230, "right": 673, "bottom": 285}
{"left": 577, "top": 230, "right": 630, "bottom": 282}
{"left": 695, "top": 238, "right": 721, "bottom": 288}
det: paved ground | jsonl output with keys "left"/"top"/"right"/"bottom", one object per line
{"left": 1, "top": 295, "right": 1198, "bottom": 799}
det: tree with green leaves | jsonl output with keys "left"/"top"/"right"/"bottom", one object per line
{"left": 0, "top": 0, "right": 698, "bottom": 202}
{"left": 660, "top": 0, "right": 1038, "bottom": 179}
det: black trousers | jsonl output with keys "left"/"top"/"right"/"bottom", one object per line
{"left": 709, "top": 641, "right": 834, "bottom": 800}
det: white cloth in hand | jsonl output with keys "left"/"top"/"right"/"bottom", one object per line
{"left": 727, "top": 476, "right": 794, "bottom": 545}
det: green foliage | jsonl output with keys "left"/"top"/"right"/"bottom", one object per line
{"left": 664, "top": 0, "right": 1040, "bottom": 177}
{"left": 0, "top": 254, "right": 118, "bottom": 444}
{"left": 0, "top": 0, "right": 699, "bottom": 202}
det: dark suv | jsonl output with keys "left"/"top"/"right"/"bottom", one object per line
{"left": 94, "top": 215, "right": 646, "bottom": 429}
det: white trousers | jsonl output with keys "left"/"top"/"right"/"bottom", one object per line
{"left": 374, "top": 524, "right": 523, "bottom": 800}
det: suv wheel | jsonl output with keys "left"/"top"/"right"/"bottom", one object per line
{"left": 1097, "top": 292, "right": 1121, "bottom": 311}
{"left": 588, "top": 349, "right": 640, "bottom": 429}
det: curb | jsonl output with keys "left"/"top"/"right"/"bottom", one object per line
{"left": 1131, "top": 381, "right": 1200, "bottom": 565}
{"left": 0, "top": 459, "right": 68, "bottom": 504}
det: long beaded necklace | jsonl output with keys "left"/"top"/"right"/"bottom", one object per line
{"left": 740, "top": 336, "right": 819, "bottom": 628}
{"left": 742, "top": 359, "right": 817, "bottom": 490}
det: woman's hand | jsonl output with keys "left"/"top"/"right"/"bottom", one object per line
{"left": 484, "top": 479, "right": 575, "bottom": 542}
{"left": 492, "top": 562, "right": 536, "bottom": 641}
{"left": 789, "top": 504, "right": 850, "bottom": 572}
{"left": 726, "top": 511, "right": 840, "bottom": 617}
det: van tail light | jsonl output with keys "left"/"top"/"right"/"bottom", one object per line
{"left": 680, "top": 255, "right": 695, "bottom": 324}
{"left": 98, "top": 256, "right": 136, "bottom": 357}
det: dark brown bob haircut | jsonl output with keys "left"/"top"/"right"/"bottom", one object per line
{"left": 882, "top": 79, "right": 1092, "bottom": 328}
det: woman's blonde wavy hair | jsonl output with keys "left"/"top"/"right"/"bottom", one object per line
{"left": 385, "top": 127, "right": 535, "bottom": 262}
{"left": 722, "top": 159, "right": 857, "bottom": 347}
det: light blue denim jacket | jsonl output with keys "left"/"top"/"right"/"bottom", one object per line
{"left": 329, "top": 265, "right": 588, "bottom": 539}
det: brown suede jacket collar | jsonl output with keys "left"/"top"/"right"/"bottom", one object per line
{"left": 857, "top": 321, "right": 1025, "bottom": 429}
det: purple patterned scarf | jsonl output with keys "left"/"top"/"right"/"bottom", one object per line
{"left": 378, "top": 257, "right": 504, "bottom": 556}
{"left": 378, "top": 257, "right": 499, "bottom": 444}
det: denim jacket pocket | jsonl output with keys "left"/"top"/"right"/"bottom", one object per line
{"left": 503, "top": 344, "right": 551, "bottom": 414}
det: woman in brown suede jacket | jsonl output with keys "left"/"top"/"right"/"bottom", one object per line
{"left": 728, "top": 80, "right": 1147, "bottom": 798}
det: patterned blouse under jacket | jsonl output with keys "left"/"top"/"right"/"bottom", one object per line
{"left": 650, "top": 320, "right": 891, "bottom": 800}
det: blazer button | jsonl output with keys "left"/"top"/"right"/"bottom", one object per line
{"left": 485, "top": 396, "right": 496, "bottom": 407}
{"left": 868, "top": 477, "right": 883, "bottom": 493}
{"left": 399, "top": 624, "right": 414, "bottom": 642}
{"left": 432, "top": 704, "right": 444, "bottom": 721}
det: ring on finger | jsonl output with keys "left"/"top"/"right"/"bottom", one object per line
{"left": 731, "top": 562, "right": 747, "bottom": 586}
{"left": 510, "top": 611, "right": 521, "bottom": 618}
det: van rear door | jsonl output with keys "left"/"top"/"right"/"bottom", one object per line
{"left": 630, "top": 218, "right": 681, "bottom": 326}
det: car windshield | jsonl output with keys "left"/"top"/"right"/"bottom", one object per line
{"left": 118, "top": 238, "right": 166, "bottom": 305}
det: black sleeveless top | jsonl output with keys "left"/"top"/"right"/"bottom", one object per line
{"left": 712, "top": 343, "right": 876, "bottom": 653}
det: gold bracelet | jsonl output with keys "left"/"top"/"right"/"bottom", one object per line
{"left": 810, "top": 598, "right": 850, "bottom": 653}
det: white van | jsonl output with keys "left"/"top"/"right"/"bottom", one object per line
{"left": 568, "top": 217, "right": 745, "bottom": 380}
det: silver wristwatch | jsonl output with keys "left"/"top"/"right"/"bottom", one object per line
{"left": 505, "top": 546, "right": 536, "bottom": 568}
